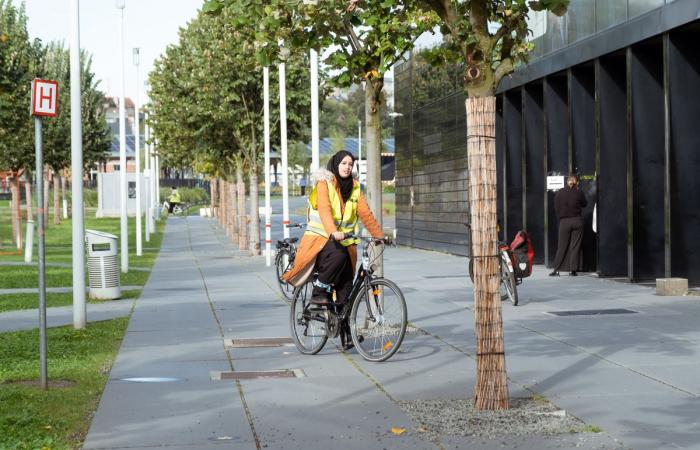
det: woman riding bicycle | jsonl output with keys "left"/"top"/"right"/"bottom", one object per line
{"left": 283, "top": 150, "right": 385, "bottom": 349}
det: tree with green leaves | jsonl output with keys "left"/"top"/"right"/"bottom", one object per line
{"left": 0, "top": 0, "right": 42, "bottom": 243}
{"left": 204, "top": 0, "right": 436, "bottom": 232}
{"left": 149, "top": 6, "right": 312, "bottom": 253}
{"left": 39, "top": 42, "right": 111, "bottom": 224}
{"left": 415, "top": 0, "right": 569, "bottom": 410}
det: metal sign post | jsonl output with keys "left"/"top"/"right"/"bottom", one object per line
{"left": 31, "top": 78, "right": 59, "bottom": 390}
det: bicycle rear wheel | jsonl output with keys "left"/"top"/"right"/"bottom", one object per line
{"left": 349, "top": 278, "right": 407, "bottom": 362}
{"left": 275, "top": 249, "right": 295, "bottom": 303}
{"left": 290, "top": 280, "right": 328, "bottom": 354}
{"left": 500, "top": 254, "right": 519, "bottom": 306}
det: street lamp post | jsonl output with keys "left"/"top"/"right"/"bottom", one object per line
{"left": 70, "top": 0, "right": 86, "bottom": 329}
{"left": 116, "top": 0, "right": 128, "bottom": 273}
{"left": 133, "top": 47, "right": 142, "bottom": 256}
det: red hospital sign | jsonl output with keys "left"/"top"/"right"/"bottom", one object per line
{"left": 31, "top": 79, "right": 59, "bottom": 117}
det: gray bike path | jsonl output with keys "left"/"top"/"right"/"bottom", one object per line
{"left": 83, "top": 216, "right": 700, "bottom": 449}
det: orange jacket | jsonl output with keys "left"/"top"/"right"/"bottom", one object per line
{"left": 282, "top": 176, "right": 383, "bottom": 285}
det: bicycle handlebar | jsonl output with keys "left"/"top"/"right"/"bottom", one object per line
{"left": 285, "top": 223, "right": 305, "bottom": 229}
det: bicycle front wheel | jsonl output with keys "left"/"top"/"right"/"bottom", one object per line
{"left": 290, "top": 280, "right": 328, "bottom": 354}
{"left": 349, "top": 278, "right": 407, "bottom": 362}
{"left": 275, "top": 249, "right": 295, "bottom": 303}
{"left": 500, "top": 254, "right": 519, "bottom": 306}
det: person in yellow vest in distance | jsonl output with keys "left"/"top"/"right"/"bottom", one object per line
{"left": 167, "top": 187, "right": 181, "bottom": 213}
{"left": 282, "top": 150, "right": 385, "bottom": 350}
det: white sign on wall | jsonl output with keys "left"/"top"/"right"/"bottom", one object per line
{"left": 547, "top": 175, "right": 565, "bottom": 191}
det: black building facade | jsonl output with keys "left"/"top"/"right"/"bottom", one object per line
{"left": 395, "top": 0, "right": 700, "bottom": 284}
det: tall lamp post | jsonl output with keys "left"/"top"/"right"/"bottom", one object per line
{"left": 70, "top": 0, "right": 86, "bottom": 329}
{"left": 116, "top": 0, "right": 128, "bottom": 272}
{"left": 133, "top": 47, "right": 142, "bottom": 256}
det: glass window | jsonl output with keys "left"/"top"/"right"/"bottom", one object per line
{"left": 546, "top": 12, "right": 568, "bottom": 53}
{"left": 596, "top": 0, "right": 627, "bottom": 32}
{"left": 629, "top": 0, "right": 664, "bottom": 18}
{"left": 567, "top": 0, "right": 596, "bottom": 43}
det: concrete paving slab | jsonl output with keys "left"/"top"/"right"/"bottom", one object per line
{"left": 83, "top": 380, "right": 255, "bottom": 449}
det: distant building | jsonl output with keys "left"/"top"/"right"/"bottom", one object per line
{"left": 100, "top": 97, "right": 143, "bottom": 174}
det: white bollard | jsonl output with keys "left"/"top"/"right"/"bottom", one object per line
{"left": 24, "top": 220, "right": 34, "bottom": 263}
{"left": 62, "top": 198, "right": 68, "bottom": 219}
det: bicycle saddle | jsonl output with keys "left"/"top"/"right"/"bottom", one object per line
{"left": 277, "top": 237, "right": 298, "bottom": 245}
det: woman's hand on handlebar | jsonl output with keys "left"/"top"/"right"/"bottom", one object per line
{"left": 330, "top": 231, "right": 345, "bottom": 242}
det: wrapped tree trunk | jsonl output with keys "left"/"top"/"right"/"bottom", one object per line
{"left": 236, "top": 165, "right": 247, "bottom": 251}
{"left": 24, "top": 177, "right": 33, "bottom": 222}
{"left": 53, "top": 172, "right": 61, "bottom": 225}
{"left": 210, "top": 178, "right": 218, "bottom": 218}
{"left": 10, "top": 176, "right": 21, "bottom": 248}
{"left": 229, "top": 180, "right": 238, "bottom": 244}
{"left": 466, "top": 96, "right": 509, "bottom": 410}
{"left": 220, "top": 180, "right": 227, "bottom": 230}
{"left": 248, "top": 170, "right": 261, "bottom": 255}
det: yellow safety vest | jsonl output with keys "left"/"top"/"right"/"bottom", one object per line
{"left": 306, "top": 180, "right": 360, "bottom": 246}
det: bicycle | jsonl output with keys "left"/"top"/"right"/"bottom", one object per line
{"left": 290, "top": 235, "right": 407, "bottom": 362}
{"left": 162, "top": 201, "right": 189, "bottom": 216}
{"left": 465, "top": 223, "right": 519, "bottom": 306}
{"left": 275, "top": 223, "right": 304, "bottom": 303}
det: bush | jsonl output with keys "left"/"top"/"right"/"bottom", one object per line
{"left": 160, "top": 187, "right": 209, "bottom": 204}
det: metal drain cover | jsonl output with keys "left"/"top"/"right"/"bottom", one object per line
{"left": 225, "top": 337, "right": 294, "bottom": 348}
{"left": 546, "top": 308, "right": 638, "bottom": 317}
{"left": 211, "top": 369, "right": 305, "bottom": 380}
{"left": 119, "top": 377, "right": 186, "bottom": 383}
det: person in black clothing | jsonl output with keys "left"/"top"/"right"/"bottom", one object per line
{"left": 550, "top": 174, "right": 588, "bottom": 276}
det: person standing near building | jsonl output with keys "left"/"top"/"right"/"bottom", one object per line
{"left": 550, "top": 174, "right": 587, "bottom": 276}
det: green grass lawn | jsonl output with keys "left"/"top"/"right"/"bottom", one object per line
{"left": 0, "top": 318, "right": 129, "bottom": 450}
{"left": 0, "top": 200, "right": 166, "bottom": 449}
{"left": 0, "top": 290, "right": 141, "bottom": 314}
{"left": 0, "top": 211, "right": 165, "bottom": 291}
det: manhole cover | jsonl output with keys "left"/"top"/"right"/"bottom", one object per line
{"left": 211, "top": 369, "right": 304, "bottom": 380}
{"left": 546, "top": 308, "right": 638, "bottom": 317}
{"left": 118, "top": 377, "right": 186, "bottom": 383}
{"left": 226, "top": 337, "right": 294, "bottom": 348}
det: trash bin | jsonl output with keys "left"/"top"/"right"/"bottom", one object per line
{"left": 85, "top": 229, "right": 121, "bottom": 300}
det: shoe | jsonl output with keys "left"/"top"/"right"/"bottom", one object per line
{"left": 342, "top": 341, "right": 354, "bottom": 351}
{"left": 549, "top": 271, "right": 559, "bottom": 277}
{"left": 570, "top": 271, "right": 578, "bottom": 276}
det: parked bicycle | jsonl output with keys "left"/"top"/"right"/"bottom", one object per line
{"left": 275, "top": 223, "right": 304, "bottom": 302}
{"left": 290, "top": 235, "right": 407, "bottom": 362}
{"left": 466, "top": 224, "right": 534, "bottom": 306}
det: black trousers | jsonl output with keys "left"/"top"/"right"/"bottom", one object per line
{"left": 168, "top": 202, "right": 179, "bottom": 213}
{"left": 314, "top": 239, "right": 354, "bottom": 303}
{"left": 552, "top": 216, "right": 584, "bottom": 272}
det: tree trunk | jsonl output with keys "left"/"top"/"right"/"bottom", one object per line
{"left": 220, "top": 180, "right": 227, "bottom": 230}
{"left": 210, "top": 178, "right": 218, "bottom": 218}
{"left": 10, "top": 176, "right": 21, "bottom": 248}
{"left": 229, "top": 180, "right": 238, "bottom": 244}
{"left": 236, "top": 165, "right": 247, "bottom": 250}
{"left": 43, "top": 170, "right": 49, "bottom": 228}
{"left": 364, "top": 82, "right": 383, "bottom": 227}
{"left": 25, "top": 178, "right": 33, "bottom": 221}
{"left": 466, "top": 96, "right": 509, "bottom": 410}
{"left": 249, "top": 169, "right": 261, "bottom": 255}
{"left": 53, "top": 172, "right": 61, "bottom": 225}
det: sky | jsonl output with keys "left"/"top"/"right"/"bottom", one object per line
{"left": 24, "top": 0, "right": 204, "bottom": 102}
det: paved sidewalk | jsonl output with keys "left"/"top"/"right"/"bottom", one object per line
{"left": 81, "top": 216, "right": 700, "bottom": 449}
